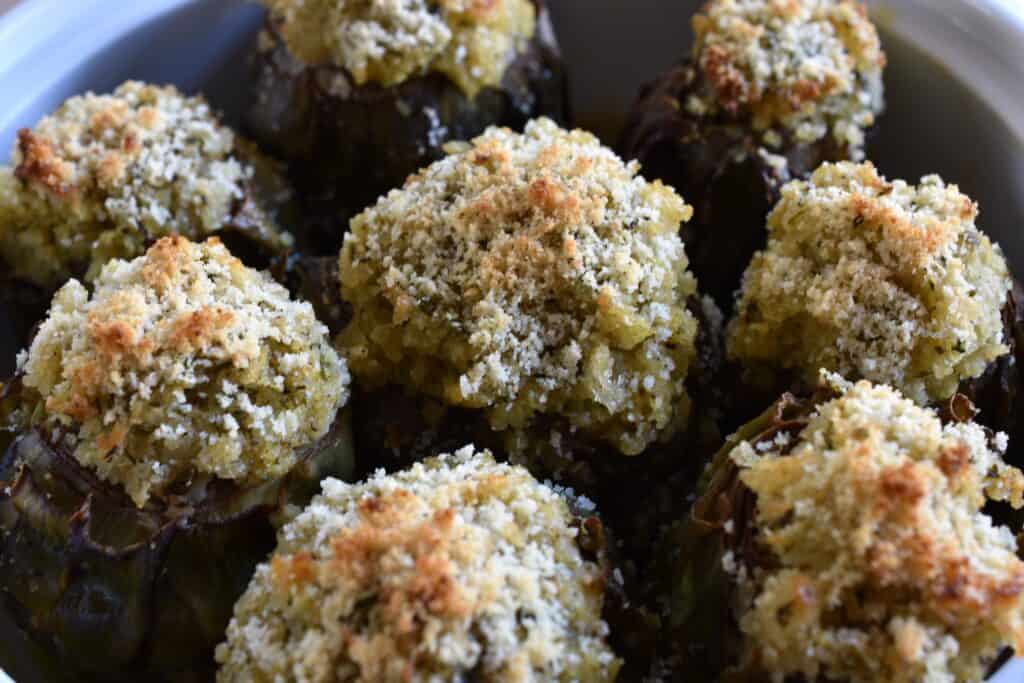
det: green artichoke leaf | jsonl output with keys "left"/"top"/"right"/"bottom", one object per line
{"left": 0, "top": 402, "right": 354, "bottom": 681}
{"left": 657, "top": 392, "right": 818, "bottom": 682}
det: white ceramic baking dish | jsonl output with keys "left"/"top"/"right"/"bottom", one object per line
{"left": 0, "top": 1, "right": 1022, "bottom": 681}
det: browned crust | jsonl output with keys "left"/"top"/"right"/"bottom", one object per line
{"left": 689, "top": 0, "right": 883, "bottom": 127}
{"left": 849, "top": 190, "right": 976, "bottom": 268}
{"left": 700, "top": 44, "right": 753, "bottom": 115}
{"left": 142, "top": 234, "right": 198, "bottom": 291}
{"left": 937, "top": 442, "right": 970, "bottom": 480}
{"left": 14, "top": 95, "right": 162, "bottom": 199}
{"left": 310, "top": 491, "right": 473, "bottom": 659}
{"left": 14, "top": 129, "right": 75, "bottom": 197}
{"left": 168, "top": 307, "right": 235, "bottom": 353}
{"left": 274, "top": 487, "right": 474, "bottom": 631}
{"left": 95, "top": 423, "right": 129, "bottom": 455}
{"left": 270, "top": 551, "right": 317, "bottom": 590}
{"left": 88, "top": 316, "right": 140, "bottom": 358}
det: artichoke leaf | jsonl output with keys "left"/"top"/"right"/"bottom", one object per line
{"left": 0, "top": 402, "right": 354, "bottom": 680}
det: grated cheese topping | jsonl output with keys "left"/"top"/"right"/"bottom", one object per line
{"left": 20, "top": 236, "right": 349, "bottom": 507}
{"left": 729, "top": 380, "right": 1024, "bottom": 683}
{"left": 689, "top": 0, "right": 885, "bottom": 156}
{"left": 0, "top": 81, "right": 291, "bottom": 290}
{"left": 262, "top": 0, "right": 536, "bottom": 97}
{"left": 215, "top": 446, "right": 620, "bottom": 682}
{"left": 727, "top": 162, "right": 1011, "bottom": 405}
{"left": 338, "top": 118, "right": 699, "bottom": 456}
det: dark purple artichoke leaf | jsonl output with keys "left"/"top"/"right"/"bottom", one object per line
{"left": 0, "top": 274, "right": 52, "bottom": 355}
{"left": 619, "top": 61, "right": 851, "bottom": 313}
{"left": 0, "top": 404, "right": 353, "bottom": 681}
{"left": 270, "top": 252, "right": 352, "bottom": 337}
{"left": 215, "top": 137, "right": 300, "bottom": 271}
{"left": 958, "top": 280, "right": 1024, "bottom": 470}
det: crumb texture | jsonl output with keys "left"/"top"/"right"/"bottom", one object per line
{"left": 690, "top": 0, "right": 884, "bottom": 155}
{"left": 728, "top": 380, "right": 1024, "bottom": 683}
{"left": 215, "top": 447, "right": 619, "bottom": 682}
{"left": 339, "top": 118, "right": 699, "bottom": 456}
{"left": 263, "top": 0, "right": 536, "bottom": 96}
{"left": 20, "top": 236, "right": 348, "bottom": 507}
{"left": 728, "top": 161, "right": 1011, "bottom": 404}
{"left": 0, "top": 81, "right": 290, "bottom": 289}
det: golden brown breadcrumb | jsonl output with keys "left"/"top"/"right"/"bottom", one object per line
{"left": 216, "top": 447, "right": 619, "bottom": 682}
{"left": 689, "top": 0, "right": 885, "bottom": 156}
{"left": 728, "top": 162, "right": 1011, "bottom": 405}
{"left": 20, "top": 236, "right": 348, "bottom": 507}
{"left": 262, "top": 0, "right": 535, "bottom": 97}
{"left": 0, "top": 81, "right": 291, "bottom": 289}
{"left": 727, "top": 379, "right": 1024, "bottom": 683}
{"left": 338, "top": 118, "right": 700, "bottom": 457}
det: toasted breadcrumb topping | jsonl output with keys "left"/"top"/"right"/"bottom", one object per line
{"left": 20, "top": 236, "right": 348, "bottom": 507}
{"left": 728, "top": 162, "right": 1011, "bottom": 405}
{"left": 216, "top": 446, "right": 619, "bottom": 682}
{"left": 263, "top": 0, "right": 535, "bottom": 97}
{"left": 729, "top": 380, "right": 1024, "bottom": 683}
{"left": 690, "top": 0, "right": 885, "bottom": 155}
{"left": 339, "top": 118, "right": 699, "bottom": 456}
{"left": 0, "top": 81, "right": 291, "bottom": 289}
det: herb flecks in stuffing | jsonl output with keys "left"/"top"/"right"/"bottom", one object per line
{"left": 216, "top": 447, "right": 619, "bottom": 682}
{"left": 20, "top": 236, "right": 349, "bottom": 507}
{"left": 691, "top": 0, "right": 885, "bottom": 155}
{"left": 339, "top": 118, "right": 700, "bottom": 456}
{"left": 726, "top": 380, "right": 1024, "bottom": 683}
{"left": 263, "top": 0, "right": 536, "bottom": 97}
{"left": 729, "top": 161, "right": 1011, "bottom": 404}
{"left": 0, "top": 81, "right": 291, "bottom": 289}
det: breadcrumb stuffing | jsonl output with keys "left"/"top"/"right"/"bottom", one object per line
{"left": 215, "top": 446, "right": 620, "bottom": 682}
{"left": 690, "top": 0, "right": 885, "bottom": 156}
{"left": 20, "top": 236, "right": 348, "bottom": 507}
{"left": 0, "top": 81, "right": 291, "bottom": 289}
{"left": 730, "top": 380, "right": 1024, "bottom": 683}
{"left": 728, "top": 162, "right": 1011, "bottom": 405}
{"left": 263, "top": 0, "right": 536, "bottom": 97}
{"left": 339, "top": 118, "right": 699, "bottom": 456}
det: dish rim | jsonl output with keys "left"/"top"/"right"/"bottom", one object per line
{"left": 0, "top": 1, "right": 1023, "bottom": 681}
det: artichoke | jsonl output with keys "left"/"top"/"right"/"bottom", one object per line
{"left": 216, "top": 447, "right": 621, "bottom": 682}
{"left": 271, "top": 253, "right": 353, "bottom": 337}
{"left": 658, "top": 391, "right": 817, "bottom": 680}
{"left": 246, "top": 0, "right": 568, "bottom": 255}
{"left": 724, "top": 162, "right": 1024, "bottom": 461}
{"left": 0, "top": 402, "right": 353, "bottom": 681}
{"left": 660, "top": 379, "right": 1024, "bottom": 683}
{"left": 0, "top": 82, "right": 296, "bottom": 349}
{"left": 330, "top": 118, "right": 726, "bottom": 526}
{"left": 619, "top": 0, "right": 885, "bottom": 311}
{"left": 957, "top": 280, "right": 1024, "bottom": 468}
{"left": 0, "top": 236, "right": 353, "bottom": 680}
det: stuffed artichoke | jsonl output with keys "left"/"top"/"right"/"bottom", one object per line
{"left": 337, "top": 117, "right": 720, "bottom": 491}
{"left": 216, "top": 446, "right": 621, "bottom": 682}
{"left": 662, "top": 377, "right": 1024, "bottom": 682}
{"left": 0, "top": 236, "right": 351, "bottom": 680}
{"left": 726, "top": 161, "right": 1024, "bottom": 458}
{"left": 247, "top": 0, "right": 568, "bottom": 254}
{"left": 619, "top": 0, "right": 886, "bottom": 310}
{"left": 0, "top": 81, "right": 295, "bottom": 346}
